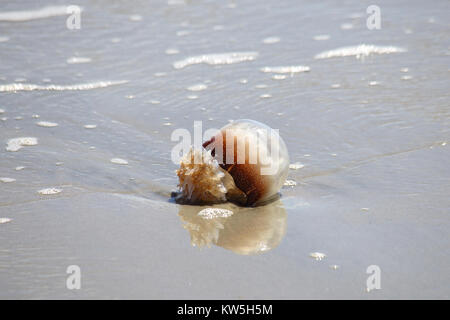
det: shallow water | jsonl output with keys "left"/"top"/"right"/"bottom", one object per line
{"left": 0, "top": 0, "right": 449, "bottom": 299}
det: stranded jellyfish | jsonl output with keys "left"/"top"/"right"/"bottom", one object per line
{"left": 176, "top": 119, "right": 289, "bottom": 206}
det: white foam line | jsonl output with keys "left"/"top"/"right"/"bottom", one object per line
{"left": 6, "top": 137, "right": 38, "bottom": 152}
{"left": 173, "top": 52, "right": 258, "bottom": 69}
{"left": 0, "top": 6, "right": 82, "bottom": 22}
{"left": 0, "top": 80, "right": 128, "bottom": 92}
{"left": 314, "top": 44, "right": 407, "bottom": 60}
{"left": 67, "top": 57, "right": 92, "bottom": 64}
{"left": 260, "top": 66, "right": 310, "bottom": 74}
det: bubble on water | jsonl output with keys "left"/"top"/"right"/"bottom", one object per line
{"left": 0, "top": 36, "right": 9, "bottom": 42}
{"left": 1, "top": 117, "right": 7, "bottom": 121}
{"left": 32, "top": 114, "right": 40, "bottom": 118}
{"left": 310, "top": 252, "right": 326, "bottom": 261}
{"left": 14, "top": 116, "right": 23, "bottom": 120}
{"left": 0, "top": 6, "right": 79, "bottom": 22}
{"left": 0, "top": 80, "right": 129, "bottom": 92}
{"left": 66, "top": 57, "right": 92, "bottom": 64}
{"left": 284, "top": 179, "right": 297, "bottom": 186}
{"left": 110, "top": 158, "right": 129, "bottom": 165}
{"left": 262, "top": 36, "right": 280, "bottom": 44}
{"left": 163, "top": 122, "right": 172, "bottom": 126}
{"left": 255, "top": 84, "right": 268, "bottom": 89}
{"left": 15, "top": 166, "right": 25, "bottom": 171}
{"left": 330, "top": 265, "right": 339, "bottom": 270}
{"left": 369, "top": 81, "right": 380, "bottom": 86}
{"left": 0, "top": 108, "right": 5, "bottom": 114}
{"left": 187, "top": 95, "right": 198, "bottom": 100}
{"left": 84, "top": 124, "right": 97, "bottom": 129}
{"left": 38, "top": 188, "right": 62, "bottom": 195}
{"left": 260, "top": 94, "right": 272, "bottom": 99}
{"left": 173, "top": 52, "right": 258, "bottom": 69}
{"left": 149, "top": 100, "right": 160, "bottom": 104}
{"left": 340, "top": 23, "right": 354, "bottom": 30}
{"left": 272, "top": 75, "right": 286, "bottom": 80}
{"left": 154, "top": 72, "right": 167, "bottom": 77}
{"left": 261, "top": 66, "right": 310, "bottom": 74}
{"left": 401, "top": 75, "right": 413, "bottom": 80}
{"left": 313, "top": 34, "right": 330, "bottom": 41}
{"left": 289, "top": 162, "right": 305, "bottom": 170}
{"left": 400, "top": 68, "right": 409, "bottom": 73}
{"left": 314, "top": 44, "right": 406, "bottom": 60}
{"left": 361, "top": 208, "right": 370, "bottom": 212}
{"left": 36, "top": 121, "right": 58, "bottom": 127}
{"left": 239, "top": 79, "right": 248, "bottom": 84}
{"left": 0, "top": 218, "right": 12, "bottom": 224}
{"left": 111, "top": 38, "right": 121, "bottom": 43}
{"left": 198, "top": 208, "right": 234, "bottom": 219}
{"left": 176, "top": 30, "right": 190, "bottom": 36}
{"left": 0, "top": 177, "right": 16, "bottom": 183}
{"left": 331, "top": 84, "right": 341, "bottom": 89}
{"left": 165, "top": 48, "right": 179, "bottom": 55}
{"left": 6, "top": 137, "right": 38, "bottom": 152}
{"left": 187, "top": 84, "right": 207, "bottom": 91}
{"left": 129, "top": 14, "right": 142, "bottom": 22}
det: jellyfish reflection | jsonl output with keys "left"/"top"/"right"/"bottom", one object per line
{"left": 178, "top": 200, "right": 287, "bottom": 255}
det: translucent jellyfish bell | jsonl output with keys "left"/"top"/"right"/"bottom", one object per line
{"left": 203, "top": 119, "right": 290, "bottom": 206}
{"left": 176, "top": 119, "right": 290, "bottom": 206}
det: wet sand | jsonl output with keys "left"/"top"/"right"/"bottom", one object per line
{"left": 0, "top": 0, "right": 449, "bottom": 299}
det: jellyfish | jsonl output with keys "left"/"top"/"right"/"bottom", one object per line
{"left": 176, "top": 119, "right": 289, "bottom": 206}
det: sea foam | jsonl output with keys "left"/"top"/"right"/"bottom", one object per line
{"left": 0, "top": 6, "right": 80, "bottom": 22}
{"left": 314, "top": 44, "right": 406, "bottom": 60}
{"left": 261, "top": 66, "right": 310, "bottom": 74}
{"left": 173, "top": 52, "right": 258, "bottom": 69}
{"left": 0, "top": 81, "right": 128, "bottom": 92}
